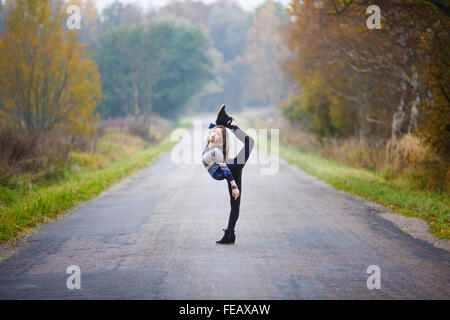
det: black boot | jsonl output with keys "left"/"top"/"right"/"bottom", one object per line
{"left": 215, "top": 105, "right": 234, "bottom": 128}
{"left": 216, "top": 229, "right": 235, "bottom": 245}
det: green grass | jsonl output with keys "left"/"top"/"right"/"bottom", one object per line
{"left": 0, "top": 136, "right": 178, "bottom": 243}
{"left": 236, "top": 114, "right": 449, "bottom": 239}
{"left": 280, "top": 144, "right": 450, "bottom": 239}
{"left": 177, "top": 116, "right": 193, "bottom": 129}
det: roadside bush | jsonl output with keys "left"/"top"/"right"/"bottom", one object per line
{"left": 385, "top": 135, "right": 448, "bottom": 191}
{"left": 0, "top": 127, "right": 70, "bottom": 185}
{"left": 385, "top": 134, "right": 428, "bottom": 174}
{"left": 249, "top": 110, "right": 449, "bottom": 192}
{"left": 127, "top": 120, "right": 153, "bottom": 142}
{"left": 94, "top": 115, "right": 172, "bottom": 143}
{"left": 320, "top": 138, "right": 386, "bottom": 170}
{"left": 0, "top": 115, "right": 172, "bottom": 186}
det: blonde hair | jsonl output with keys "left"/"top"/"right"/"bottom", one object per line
{"left": 206, "top": 125, "right": 229, "bottom": 161}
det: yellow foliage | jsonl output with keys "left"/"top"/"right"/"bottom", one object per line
{"left": 244, "top": 2, "right": 288, "bottom": 104}
{"left": 0, "top": 0, "right": 103, "bottom": 134}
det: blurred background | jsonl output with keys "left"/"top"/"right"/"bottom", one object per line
{"left": 0, "top": 0, "right": 448, "bottom": 241}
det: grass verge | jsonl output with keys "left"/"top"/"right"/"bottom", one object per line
{"left": 280, "top": 145, "right": 449, "bottom": 239}
{"left": 0, "top": 135, "right": 178, "bottom": 243}
{"left": 237, "top": 114, "right": 448, "bottom": 239}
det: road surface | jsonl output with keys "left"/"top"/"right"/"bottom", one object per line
{"left": 0, "top": 118, "right": 449, "bottom": 299}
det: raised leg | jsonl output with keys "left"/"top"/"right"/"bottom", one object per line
{"left": 226, "top": 126, "right": 254, "bottom": 168}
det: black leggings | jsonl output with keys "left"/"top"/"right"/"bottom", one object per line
{"left": 225, "top": 126, "right": 254, "bottom": 232}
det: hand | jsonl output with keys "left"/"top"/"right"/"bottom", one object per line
{"left": 230, "top": 120, "right": 237, "bottom": 127}
{"left": 232, "top": 187, "right": 240, "bottom": 200}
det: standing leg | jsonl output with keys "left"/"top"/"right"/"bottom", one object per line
{"left": 222, "top": 126, "right": 253, "bottom": 233}
{"left": 225, "top": 164, "right": 242, "bottom": 233}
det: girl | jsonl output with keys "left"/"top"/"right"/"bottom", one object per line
{"left": 202, "top": 105, "right": 254, "bottom": 244}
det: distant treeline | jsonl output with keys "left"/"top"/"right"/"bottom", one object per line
{"left": 87, "top": 0, "right": 293, "bottom": 117}
{"left": 0, "top": 0, "right": 293, "bottom": 123}
{"left": 94, "top": 22, "right": 214, "bottom": 119}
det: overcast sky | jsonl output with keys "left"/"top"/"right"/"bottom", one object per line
{"left": 94, "top": 0, "right": 291, "bottom": 12}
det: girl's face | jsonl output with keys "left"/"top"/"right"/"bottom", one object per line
{"left": 210, "top": 127, "right": 223, "bottom": 143}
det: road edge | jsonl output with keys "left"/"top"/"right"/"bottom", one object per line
{"left": 0, "top": 140, "right": 179, "bottom": 263}
{"left": 279, "top": 157, "right": 450, "bottom": 252}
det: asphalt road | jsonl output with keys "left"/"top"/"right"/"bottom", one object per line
{"left": 0, "top": 118, "right": 449, "bottom": 299}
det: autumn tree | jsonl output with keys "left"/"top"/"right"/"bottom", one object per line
{"left": 0, "top": 1, "right": 3, "bottom": 31}
{"left": 244, "top": 1, "right": 291, "bottom": 106}
{"left": 0, "top": 0, "right": 102, "bottom": 134}
{"left": 95, "top": 21, "right": 214, "bottom": 119}
{"left": 156, "top": 0, "right": 212, "bottom": 30}
{"left": 65, "top": 0, "right": 100, "bottom": 44}
{"left": 100, "top": 1, "right": 142, "bottom": 33}
{"left": 207, "top": 4, "right": 251, "bottom": 62}
{"left": 0, "top": 0, "right": 16, "bottom": 32}
{"left": 412, "top": 2, "right": 450, "bottom": 162}
{"left": 282, "top": 0, "right": 449, "bottom": 148}
{"left": 149, "top": 0, "right": 295, "bottom": 111}
{"left": 94, "top": 25, "right": 163, "bottom": 121}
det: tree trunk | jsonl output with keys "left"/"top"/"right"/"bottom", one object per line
{"left": 392, "top": 81, "right": 408, "bottom": 137}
